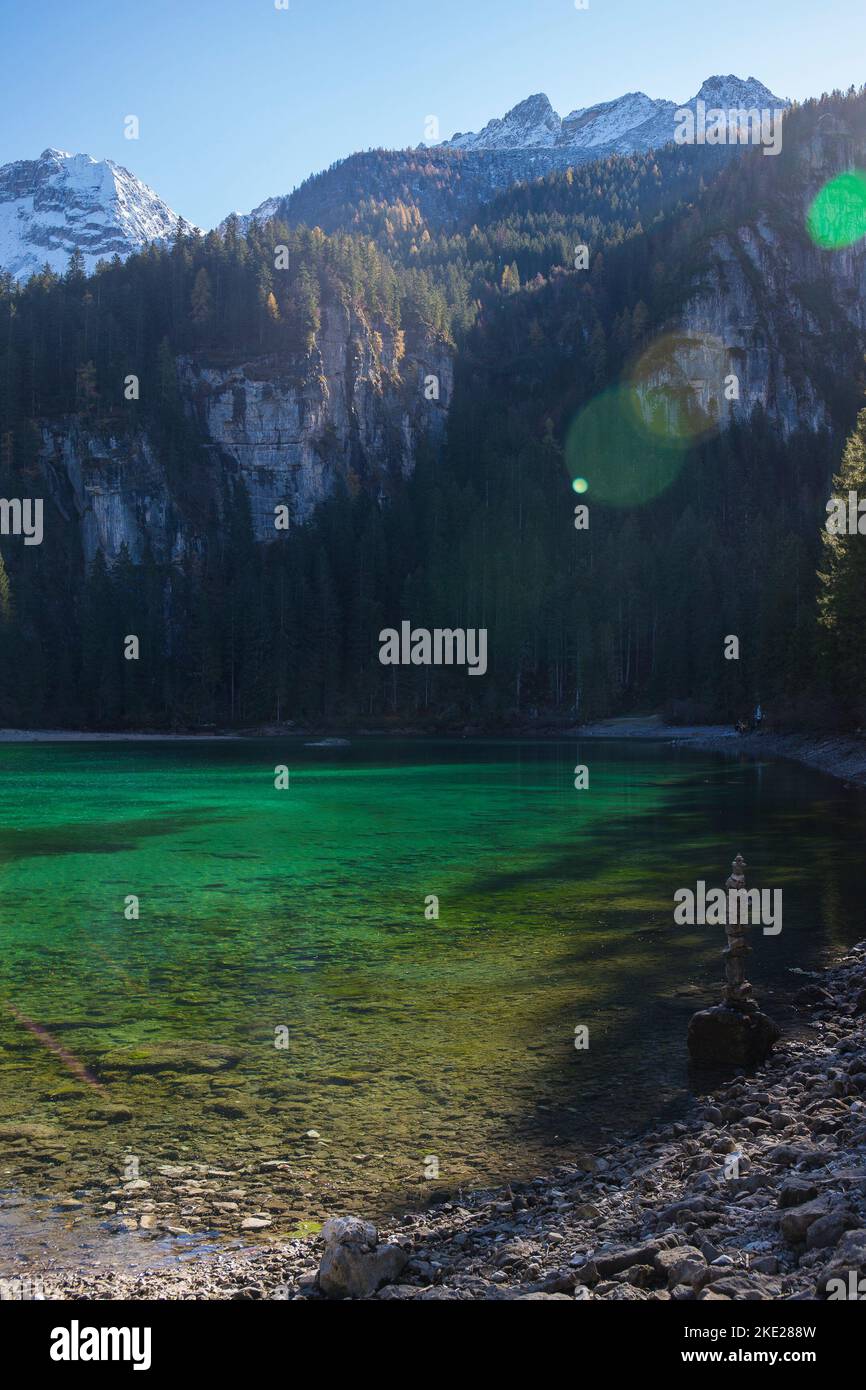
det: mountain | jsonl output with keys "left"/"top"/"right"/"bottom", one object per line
{"left": 440, "top": 75, "right": 787, "bottom": 154}
{"left": 0, "top": 147, "right": 192, "bottom": 282}
{"left": 445, "top": 93, "right": 564, "bottom": 151}
{"left": 228, "top": 75, "right": 787, "bottom": 240}
{"left": 2, "top": 84, "right": 864, "bottom": 733}
{"left": 559, "top": 91, "right": 675, "bottom": 152}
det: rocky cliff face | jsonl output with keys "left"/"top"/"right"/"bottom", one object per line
{"left": 36, "top": 300, "right": 451, "bottom": 564}
{"left": 38, "top": 423, "right": 185, "bottom": 566}
{"left": 642, "top": 120, "right": 866, "bottom": 438}
{"left": 27, "top": 113, "right": 866, "bottom": 573}
{"left": 180, "top": 301, "right": 452, "bottom": 540}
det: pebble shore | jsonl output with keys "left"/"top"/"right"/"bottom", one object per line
{"left": 20, "top": 941, "right": 866, "bottom": 1301}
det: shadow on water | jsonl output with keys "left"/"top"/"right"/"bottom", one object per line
{"left": 432, "top": 746, "right": 866, "bottom": 1156}
{"left": 0, "top": 811, "right": 233, "bottom": 864}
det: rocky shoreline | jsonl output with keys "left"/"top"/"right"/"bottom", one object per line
{"left": 575, "top": 717, "right": 866, "bottom": 789}
{"left": 16, "top": 941, "right": 866, "bottom": 1301}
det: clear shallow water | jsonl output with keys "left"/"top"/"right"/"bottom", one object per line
{"left": 1, "top": 737, "right": 864, "bottom": 1256}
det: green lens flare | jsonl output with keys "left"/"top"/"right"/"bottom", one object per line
{"left": 565, "top": 386, "right": 689, "bottom": 507}
{"left": 807, "top": 172, "right": 866, "bottom": 250}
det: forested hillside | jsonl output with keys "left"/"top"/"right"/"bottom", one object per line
{"left": 2, "top": 89, "right": 866, "bottom": 729}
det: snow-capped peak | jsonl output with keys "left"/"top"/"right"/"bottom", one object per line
{"left": 447, "top": 93, "right": 562, "bottom": 151}
{"left": 0, "top": 148, "right": 195, "bottom": 282}
{"left": 438, "top": 75, "right": 788, "bottom": 156}
{"left": 691, "top": 75, "right": 785, "bottom": 111}
{"left": 561, "top": 91, "right": 674, "bottom": 150}
{"left": 218, "top": 196, "right": 283, "bottom": 238}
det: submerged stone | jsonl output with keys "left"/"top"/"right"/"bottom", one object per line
{"left": 97, "top": 1043, "right": 241, "bottom": 1076}
{"left": 0, "top": 1122, "right": 61, "bottom": 1143}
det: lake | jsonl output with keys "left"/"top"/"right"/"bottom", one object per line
{"left": 1, "top": 737, "right": 864, "bottom": 1258}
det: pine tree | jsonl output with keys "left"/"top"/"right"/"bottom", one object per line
{"left": 66, "top": 248, "right": 86, "bottom": 283}
{"left": 818, "top": 405, "right": 866, "bottom": 713}
{"left": 190, "top": 267, "right": 214, "bottom": 326}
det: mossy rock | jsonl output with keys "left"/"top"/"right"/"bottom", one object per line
{"left": 0, "top": 1122, "right": 62, "bottom": 1143}
{"left": 87, "top": 1105, "right": 134, "bottom": 1124}
{"left": 42, "top": 1084, "right": 90, "bottom": 1102}
{"left": 205, "top": 1100, "right": 253, "bottom": 1120}
{"left": 97, "top": 1043, "right": 241, "bottom": 1077}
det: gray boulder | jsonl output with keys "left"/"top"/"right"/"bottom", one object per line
{"left": 779, "top": 1197, "right": 830, "bottom": 1247}
{"left": 816, "top": 1229, "right": 866, "bottom": 1297}
{"left": 318, "top": 1216, "right": 409, "bottom": 1299}
{"left": 654, "top": 1246, "right": 707, "bottom": 1289}
{"left": 806, "top": 1209, "right": 858, "bottom": 1252}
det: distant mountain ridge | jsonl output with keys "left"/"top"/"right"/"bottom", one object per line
{"left": 229, "top": 74, "right": 788, "bottom": 238}
{"left": 0, "top": 75, "right": 789, "bottom": 280}
{"left": 439, "top": 75, "right": 787, "bottom": 154}
{"left": 0, "top": 147, "right": 192, "bottom": 282}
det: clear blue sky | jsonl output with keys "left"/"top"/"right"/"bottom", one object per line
{"left": 3, "top": 0, "right": 864, "bottom": 229}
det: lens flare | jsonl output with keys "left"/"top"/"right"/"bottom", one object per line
{"left": 627, "top": 333, "right": 732, "bottom": 447}
{"left": 565, "top": 385, "right": 687, "bottom": 507}
{"left": 566, "top": 333, "right": 733, "bottom": 506}
{"left": 807, "top": 171, "right": 866, "bottom": 250}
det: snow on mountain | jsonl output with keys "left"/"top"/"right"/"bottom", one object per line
{"left": 0, "top": 148, "right": 193, "bottom": 282}
{"left": 219, "top": 196, "right": 282, "bottom": 239}
{"left": 222, "top": 74, "right": 790, "bottom": 236}
{"left": 692, "top": 74, "right": 784, "bottom": 114}
{"left": 439, "top": 75, "right": 788, "bottom": 155}
{"left": 619, "top": 75, "right": 789, "bottom": 154}
{"left": 446, "top": 94, "right": 562, "bottom": 151}
{"left": 560, "top": 92, "right": 674, "bottom": 150}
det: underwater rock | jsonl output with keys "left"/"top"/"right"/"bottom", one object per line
{"left": 0, "top": 1122, "right": 61, "bottom": 1142}
{"left": 97, "top": 1043, "right": 241, "bottom": 1076}
{"left": 205, "top": 1100, "right": 252, "bottom": 1120}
